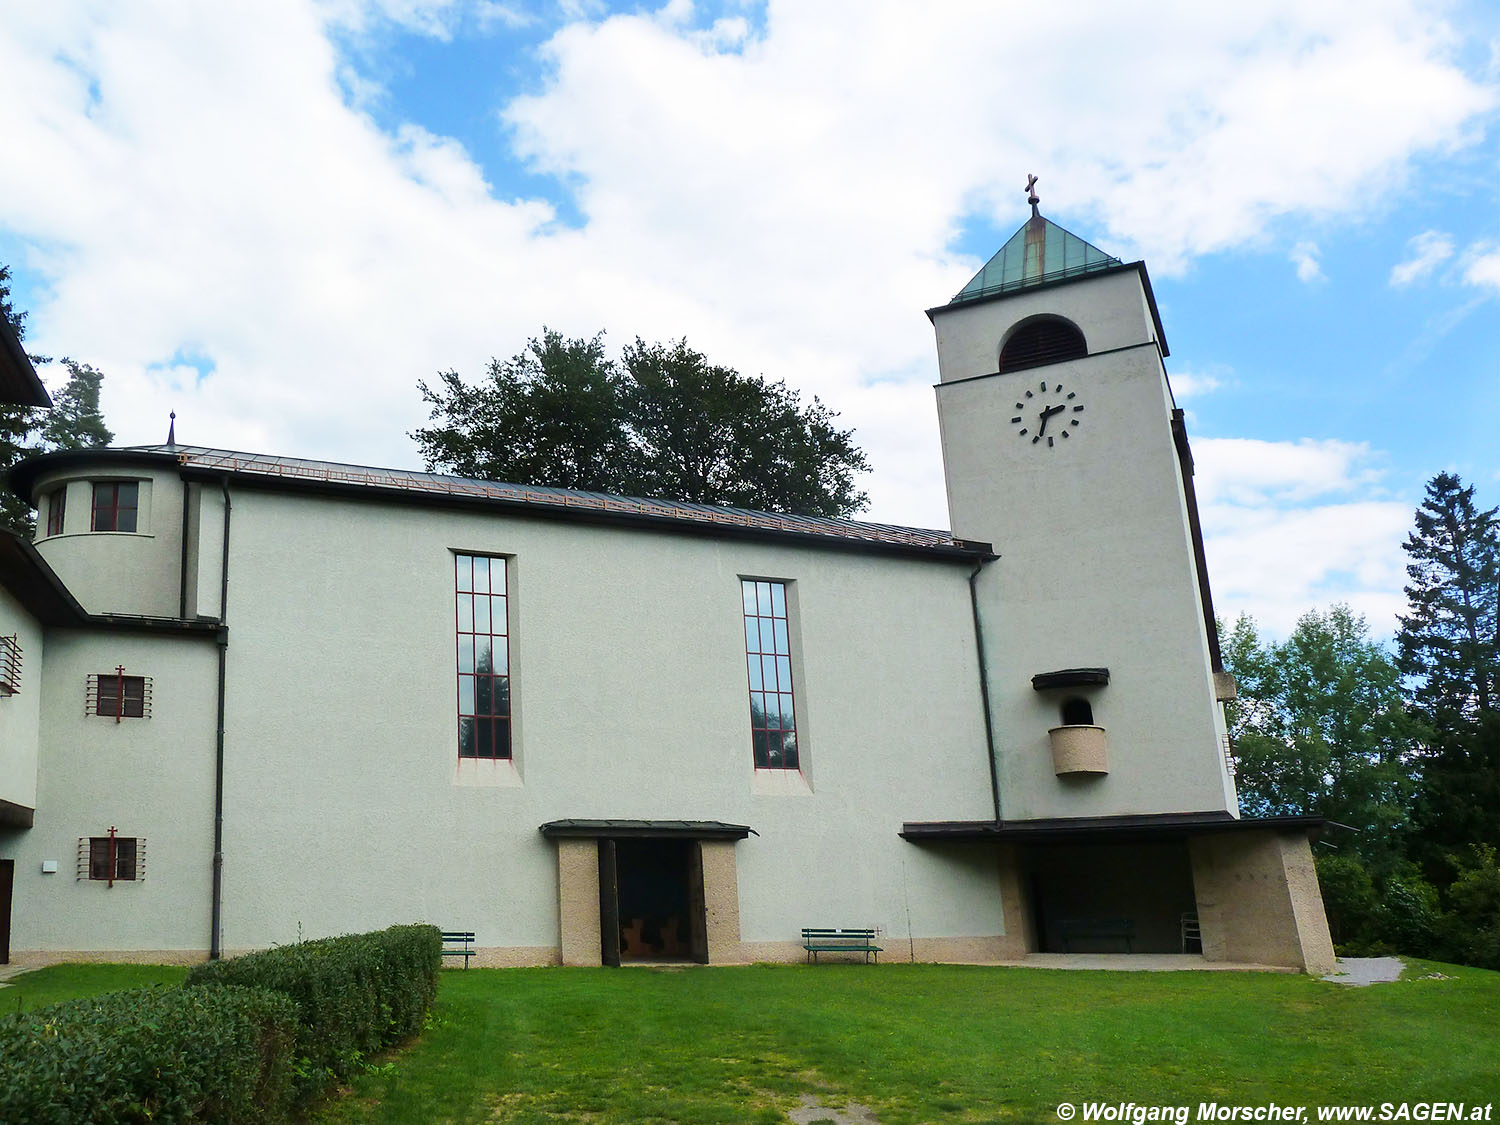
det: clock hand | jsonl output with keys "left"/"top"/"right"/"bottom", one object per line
{"left": 1037, "top": 404, "right": 1065, "bottom": 435}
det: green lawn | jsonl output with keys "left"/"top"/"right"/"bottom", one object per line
{"left": 311, "top": 961, "right": 1500, "bottom": 1124}
{"left": 0, "top": 961, "right": 188, "bottom": 1015}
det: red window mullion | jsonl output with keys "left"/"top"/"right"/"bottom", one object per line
{"left": 454, "top": 555, "right": 510, "bottom": 761}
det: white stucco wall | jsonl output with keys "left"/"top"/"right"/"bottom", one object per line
{"left": 0, "top": 585, "right": 43, "bottom": 816}
{"left": 2, "top": 629, "right": 220, "bottom": 953}
{"left": 932, "top": 269, "right": 1160, "bottom": 379}
{"left": 933, "top": 270, "right": 1237, "bottom": 820}
{"left": 204, "top": 488, "right": 1004, "bottom": 955}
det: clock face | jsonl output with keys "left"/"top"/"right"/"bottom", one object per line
{"left": 1010, "top": 378, "right": 1084, "bottom": 449}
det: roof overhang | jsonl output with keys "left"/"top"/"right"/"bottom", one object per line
{"left": 901, "top": 811, "right": 1332, "bottom": 844}
{"left": 9, "top": 447, "right": 995, "bottom": 564}
{"left": 0, "top": 530, "right": 90, "bottom": 625}
{"left": 0, "top": 797, "right": 35, "bottom": 829}
{"left": 539, "top": 819, "right": 755, "bottom": 841}
{"left": 7, "top": 448, "right": 178, "bottom": 504}
{"left": 0, "top": 319, "right": 50, "bottom": 408}
{"left": 0, "top": 530, "right": 222, "bottom": 637}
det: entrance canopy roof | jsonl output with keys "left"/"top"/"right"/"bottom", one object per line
{"left": 539, "top": 819, "right": 755, "bottom": 840}
{"left": 901, "top": 811, "right": 1330, "bottom": 845}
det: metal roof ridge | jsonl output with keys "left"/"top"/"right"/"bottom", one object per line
{"left": 104, "top": 443, "right": 985, "bottom": 553}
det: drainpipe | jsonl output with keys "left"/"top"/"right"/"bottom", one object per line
{"left": 178, "top": 482, "right": 191, "bottom": 619}
{"left": 210, "top": 477, "right": 232, "bottom": 959}
{"left": 968, "top": 561, "right": 1002, "bottom": 822}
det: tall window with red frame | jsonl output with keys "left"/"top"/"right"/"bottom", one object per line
{"left": 455, "top": 554, "right": 511, "bottom": 759}
{"left": 44, "top": 486, "right": 66, "bottom": 536}
{"left": 91, "top": 481, "right": 138, "bottom": 532}
{"left": 742, "top": 579, "right": 799, "bottom": 770}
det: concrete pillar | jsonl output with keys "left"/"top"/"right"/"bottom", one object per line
{"left": 556, "top": 838, "right": 601, "bottom": 967}
{"left": 1189, "top": 830, "right": 1335, "bottom": 974}
{"left": 997, "top": 843, "right": 1034, "bottom": 958}
{"left": 700, "top": 840, "right": 742, "bottom": 963}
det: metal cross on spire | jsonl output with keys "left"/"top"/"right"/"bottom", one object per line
{"left": 1025, "top": 173, "right": 1040, "bottom": 218}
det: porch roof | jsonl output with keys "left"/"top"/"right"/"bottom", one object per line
{"left": 539, "top": 819, "right": 755, "bottom": 841}
{"left": 900, "top": 811, "right": 1331, "bottom": 844}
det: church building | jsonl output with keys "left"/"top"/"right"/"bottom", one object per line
{"left": 0, "top": 206, "right": 1336, "bottom": 973}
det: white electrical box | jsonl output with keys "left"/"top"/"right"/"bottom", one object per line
{"left": 41, "top": 860, "right": 58, "bottom": 874}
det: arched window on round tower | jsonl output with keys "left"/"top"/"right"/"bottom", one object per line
{"left": 998, "top": 315, "right": 1087, "bottom": 374}
{"left": 1060, "top": 697, "right": 1094, "bottom": 727}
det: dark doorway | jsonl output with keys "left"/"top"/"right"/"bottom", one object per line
{"left": 1025, "top": 840, "right": 1197, "bottom": 954}
{"left": 600, "top": 838, "right": 707, "bottom": 964}
{"left": 0, "top": 859, "right": 12, "bottom": 964}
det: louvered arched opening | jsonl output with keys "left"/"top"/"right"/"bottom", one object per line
{"left": 998, "top": 316, "right": 1087, "bottom": 373}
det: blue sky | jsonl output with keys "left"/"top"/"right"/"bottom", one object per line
{"left": 1, "top": 0, "right": 1497, "bottom": 636}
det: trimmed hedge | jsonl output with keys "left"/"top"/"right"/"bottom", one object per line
{"left": 185, "top": 922, "right": 442, "bottom": 1096}
{"left": 0, "top": 984, "right": 298, "bottom": 1125}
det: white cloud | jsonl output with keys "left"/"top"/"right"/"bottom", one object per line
{"left": 0, "top": 0, "right": 1492, "bottom": 540}
{"left": 1390, "top": 229, "right": 1455, "bottom": 286}
{"left": 1168, "top": 370, "right": 1224, "bottom": 399}
{"left": 1194, "top": 438, "right": 1411, "bottom": 637}
{"left": 1290, "top": 241, "right": 1325, "bottom": 282}
{"left": 1462, "top": 243, "right": 1500, "bottom": 291}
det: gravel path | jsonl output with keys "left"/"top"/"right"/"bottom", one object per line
{"left": 1322, "top": 956, "right": 1404, "bottom": 986}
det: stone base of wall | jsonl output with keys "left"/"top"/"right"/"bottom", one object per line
{"left": 728, "top": 934, "right": 1018, "bottom": 964}
{"left": 8, "top": 949, "right": 211, "bottom": 967}
{"left": 7, "top": 945, "right": 563, "bottom": 970}
{"left": 462, "top": 946, "right": 560, "bottom": 968}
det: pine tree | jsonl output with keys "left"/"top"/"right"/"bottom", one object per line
{"left": 1396, "top": 473, "right": 1500, "bottom": 869}
{"left": 41, "top": 359, "right": 113, "bottom": 451}
{"left": 0, "top": 264, "right": 115, "bottom": 536}
{"left": 1, "top": 263, "right": 43, "bottom": 536}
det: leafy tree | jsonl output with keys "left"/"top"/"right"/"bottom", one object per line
{"left": 414, "top": 330, "right": 633, "bottom": 493}
{"left": 1438, "top": 845, "right": 1500, "bottom": 970}
{"left": 413, "top": 331, "right": 871, "bottom": 517}
{"left": 0, "top": 264, "right": 114, "bottom": 536}
{"left": 1223, "top": 606, "right": 1413, "bottom": 871}
{"left": 1396, "top": 473, "right": 1500, "bottom": 871}
{"left": 621, "top": 338, "right": 869, "bottom": 517}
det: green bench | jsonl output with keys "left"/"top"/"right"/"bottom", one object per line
{"left": 441, "top": 930, "right": 476, "bottom": 968}
{"left": 1058, "top": 918, "right": 1134, "bottom": 953}
{"left": 801, "top": 927, "right": 883, "bottom": 964}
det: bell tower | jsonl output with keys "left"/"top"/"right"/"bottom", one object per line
{"left": 930, "top": 184, "right": 1238, "bottom": 822}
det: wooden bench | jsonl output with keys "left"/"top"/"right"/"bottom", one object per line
{"left": 441, "top": 930, "right": 476, "bottom": 968}
{"left": 801, "top": 927, "right": 883, "bottom": 964}
{"left": 1058, "top": 918, "right": 1134, "bottom": 953}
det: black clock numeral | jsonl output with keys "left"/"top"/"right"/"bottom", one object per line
{"left": 1048, "top": 436, "right": 1054, "bottom": 447}
{"left": 1072, "top": 405, "right": 1084, "bottom": 412}
{"left": 1070, "top": 419, "right": 1079, "bottom": 427}
{"left": 1066, "top": 392, "right": 1076, "bottom": 399}
{"left": 1015, "top": 402, "right": 1024, "bottom": 409}
{"left": 1010, "top": 416, "right": 1022, "bottom": 423}
{"left": 1039, "top": 381, "right": 1047, "bottom": 392}
{"left": 1025, "top": 390, "right": 1033, "bottom": 398}
{"left": 1061, "top": 431, "right": 1069, "bottom": 439}
{"left": 1018, "top": 428, "right": 1028, "bottom": 436}
{"left": 1032, "top": 436, "right": 1040, "bottom": 444}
